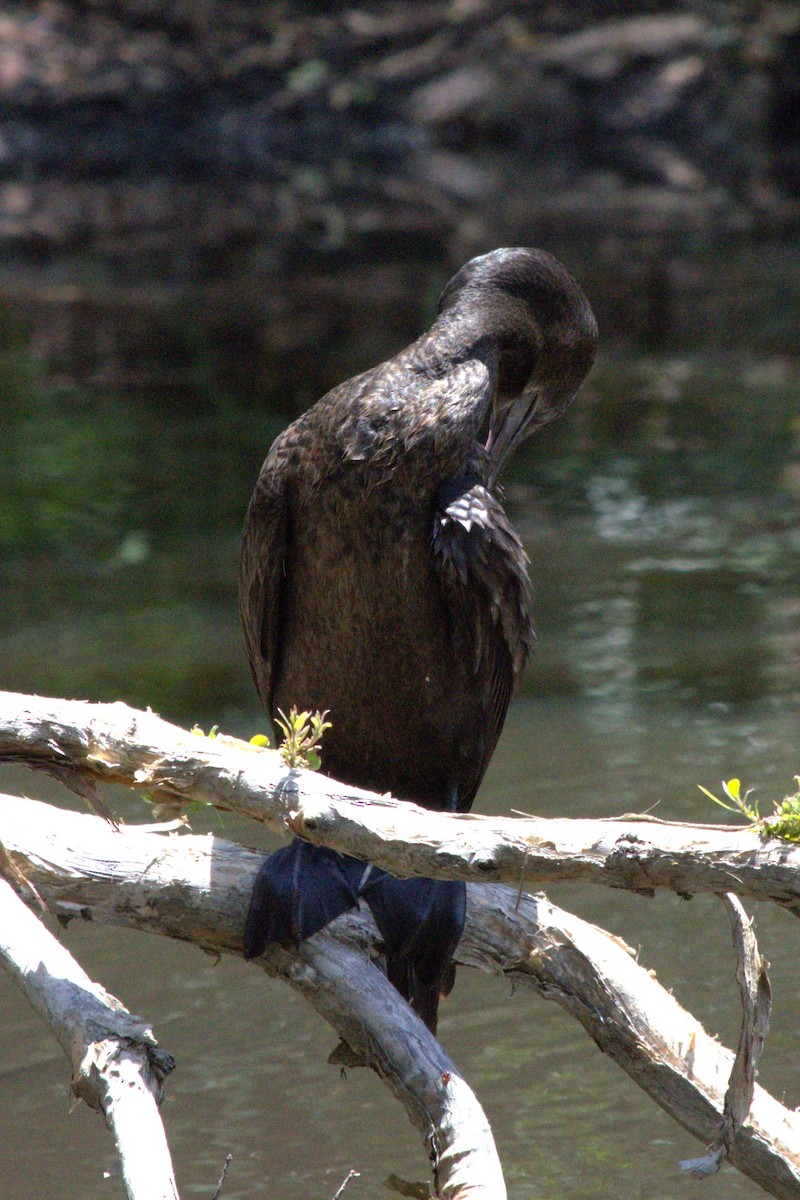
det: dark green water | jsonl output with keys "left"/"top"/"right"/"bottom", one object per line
{"left": 1, "top": 329, "right": 799, "bottom": 1197}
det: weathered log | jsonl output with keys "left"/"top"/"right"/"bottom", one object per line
{"left": 680, "top": 893, "right": 771, "bottom": 1178}
{"left": 0, "top": 794, "right": 504, "bottom": 1200}
{"left": 1, "top": 790, "right": 799, "bottom": 1197}
{"left": 1, "top": 691, "right": 798, "bottom": 913}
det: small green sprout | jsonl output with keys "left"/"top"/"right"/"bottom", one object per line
{"left": 763, "top": 777, "right": 800, "bottom": 843}
{"left": 697, "top": 777, "right": 759, "bottom": 823}
{"left": 275, "top": 706, "right": 332, "bottom": 770}
{"left": 699, "top": 775, "right": 800, "bottom": 842}
{"left": 190, "top": 724, "right": 219, "bottom": 739}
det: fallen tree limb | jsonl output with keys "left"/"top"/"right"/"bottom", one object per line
{"left": 0, "top": 871, "right": 178, "bottom": 1200}
{"left": 0, "top": 793, "right": 503, "bottom": 1200}
{"left": 1, "top": 792, "right": 799, "bottom": 1198}
{"left": 1, "top": 690, "right": 799, "bottom": 913}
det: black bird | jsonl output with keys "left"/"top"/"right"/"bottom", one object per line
{"left": 240, "top": 247, "right": 597, "bottom": 1032}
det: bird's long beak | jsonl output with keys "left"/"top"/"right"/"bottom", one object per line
{"left": 485, "top": 386, "right": 573, "bottom": 490}
{"left": 485, "top": 389, "right": 541, "bottom": 489}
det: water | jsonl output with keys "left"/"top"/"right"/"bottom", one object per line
{"left": 1, "top": 321, "right": 799, "bottom": 1197}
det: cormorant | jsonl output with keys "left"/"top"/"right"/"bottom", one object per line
{"left": 240, "top": 247, "right": 597, "bottom": 1032}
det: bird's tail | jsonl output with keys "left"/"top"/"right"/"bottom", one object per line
{"left": 243, "top": 840, "right": 465, "bottom": 1034}
{"left": 361, "top": 870, "right": 465, "bottom": 1034}
{"left": 243, "top": 840, "right": 364, "bottom": 957}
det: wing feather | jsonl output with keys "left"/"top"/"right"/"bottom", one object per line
{"left": 432, "top": 466, "right": 535, "bottom": 809}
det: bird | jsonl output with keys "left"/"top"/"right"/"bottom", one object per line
{"left": 239, "top": 247, "right": 597, "bottom": 1033}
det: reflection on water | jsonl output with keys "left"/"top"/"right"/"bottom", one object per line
{"left": 1, "top": 344, "right": 798, "bottom": 724}
{"left": 1, "top": 318, "right": 799, "bottom": 1198}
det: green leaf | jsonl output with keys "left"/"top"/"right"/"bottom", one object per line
{"left": 249, "top": 733, "right": 270, "bottom": 747}
{"left": 697, "top": 784, "right": 734, "bottom": 812}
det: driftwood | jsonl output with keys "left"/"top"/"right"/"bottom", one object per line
{"left": 1, "top": 691, "right": 800, "bottom": 1197}
{"left": 1, "top": 691, "right": 798, "bottom": 911}
{"left": 2, "top": 794, "right": 800, "bottom": 1197}
{"left": 0, "top": 871, "right": 179, "bottom": 1200}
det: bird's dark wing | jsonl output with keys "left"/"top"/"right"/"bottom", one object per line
{"left": 238, "top": 431, "right": 293, "bottom": 715}
{"left": 360, "top": 871, "right": 465, "bottom": 1035}
{"left": 432, "top": 468, "right": 535, "bottom": 810}
{"left": 239, "top": 433, "right": 371, "bottom": 968}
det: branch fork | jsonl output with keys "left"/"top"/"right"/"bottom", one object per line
{"left": 0, "top": 691, "right": 799, "bottom": 1197}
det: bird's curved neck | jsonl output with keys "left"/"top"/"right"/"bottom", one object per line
{"left": 392, "top": 325, "right": 498, "bottom": 472}
{"left": 405, "top": 310, "right": 499, "bottom": 381}
{"left": 319, "top": 313, "right": 504, "bottom": 486}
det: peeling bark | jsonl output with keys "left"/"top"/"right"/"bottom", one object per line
{"left": 1, "top": 691, "right": 798, "bottom": 913}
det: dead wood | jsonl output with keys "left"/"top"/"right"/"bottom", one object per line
{"left": 0, "top": 872, "right": 178, "bottom": 1200}
{"left": 1, "top": 788, "right": 799, "bottom": 1197}
{"left": 1, "top": 691, "right": 798, "bottom": 915}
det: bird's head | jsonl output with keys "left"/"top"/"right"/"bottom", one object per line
{"left": 438, "top": 247, "right": 598, "bottom": 487}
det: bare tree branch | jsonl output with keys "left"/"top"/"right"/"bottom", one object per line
{"left": 1, "top": 690, "right": 798, "bottom": 912}
{"left": 1, "top": 791, "right": 799, "bottom": 1197}
{"left": 465, "top": 886, "right": 800, "bottom": 1199}
{"left": 0, "top": 793, "right": 504, "bottom": 1200}
{"left": 681, "top": 893, "right": 772, "bottom": 1179}
{"left": 0, "top": 873, "right": 178, "bottom": 1200}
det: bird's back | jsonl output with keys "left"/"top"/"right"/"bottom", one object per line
{"left": 252, "top": 391, "right": 532, "bottom": 811}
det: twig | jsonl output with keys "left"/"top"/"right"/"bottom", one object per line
{"left": 331, "top": 1168, "right": 360, "bottom": 1199}
{"left": 681, "top": 893, "right": 771, "bottom": 1178}
{"left": 211, "top": 1154, "right": 233, "bottom": 1200}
